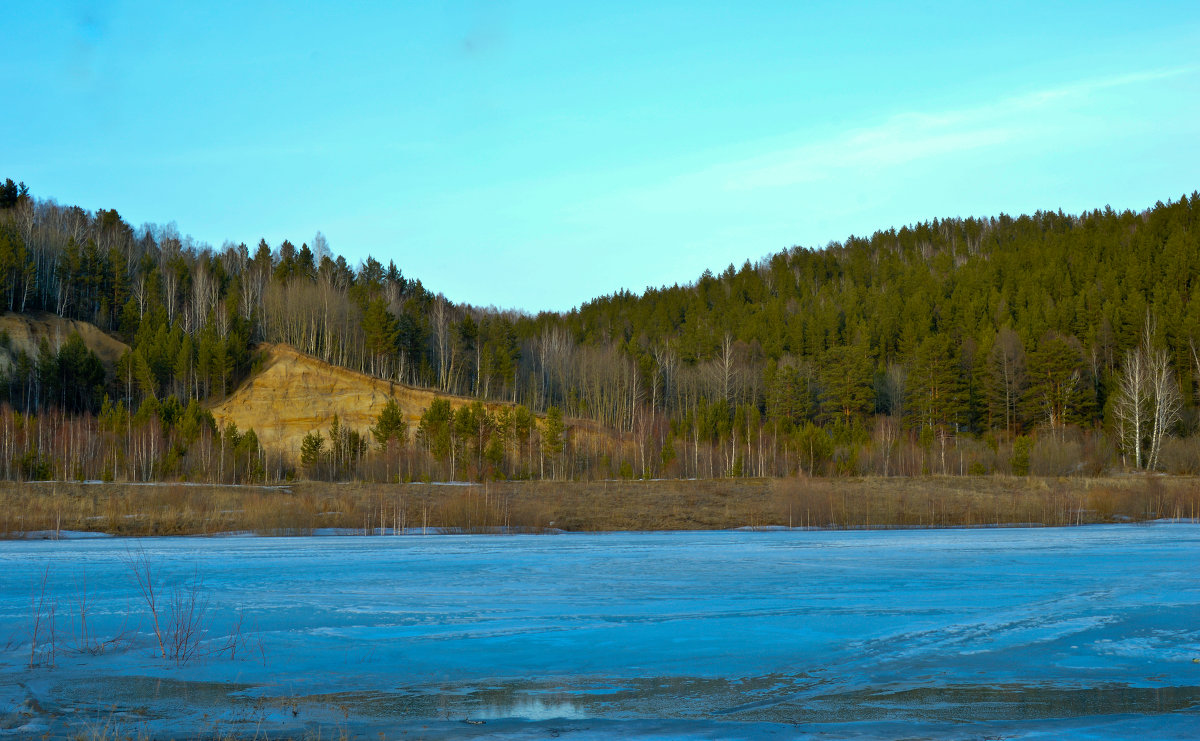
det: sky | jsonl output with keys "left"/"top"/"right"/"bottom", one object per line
{"left": 4, "top": 2, "right": 1200, "bottom": 312}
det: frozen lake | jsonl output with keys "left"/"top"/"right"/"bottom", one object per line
{"left": 2, "top": 526, "right": 1199, "bottom": 739}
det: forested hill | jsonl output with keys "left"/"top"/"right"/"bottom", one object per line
{"left": 568, "top": 202, "right": 1200, "bottom": 370}
{"left": 528, "top": 196, "right": 1200, "bottom": 445}
{"left": 1, "top": 175, "right": 1199, "bottom": 483}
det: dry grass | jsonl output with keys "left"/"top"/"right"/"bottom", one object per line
{"left": 2, "top": 475, "right": 1199, "bottom": 537}
{"left": 764, "top": 476, "right": 1200, "bottom": 528}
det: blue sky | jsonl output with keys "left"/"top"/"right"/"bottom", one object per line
{"left": 5, "top": 2, "right": 1200, "bottom": 312}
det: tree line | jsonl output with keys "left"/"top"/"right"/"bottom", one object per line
{"left": 3, "top": 176, "right": 1200, "bottom": 481}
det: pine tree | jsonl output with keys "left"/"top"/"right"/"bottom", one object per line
{"left": 371, "top": 397, "right": 408, "bottom": 448}
{"left": 417, "top": 398, "right": 454, "bottom": 469}
{"left": 908, "top": 333, "right": 966, "bottom": 431}
{"left": 1025, "top": 332, "right": 1090, "bottom": 435}
{"left": 300, "top": 430, "right": 325, "bottom": 468}
{"left": 820, "top": 338, "right": 874, "bottom": 427}
{"left": 986, "top": 328, "right": 1027, "bottom": 435}
{"left": 541, "top": 406, "right": 565, "bottom": 478}
{"left": 361, "top": 298, "right": 399, "bottom": 376}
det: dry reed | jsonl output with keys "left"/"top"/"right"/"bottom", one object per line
{"left": 1, "top": 476, "right": 1198, "bottom": 537}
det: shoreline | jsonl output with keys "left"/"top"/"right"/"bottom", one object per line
{"left": 2, "top": 475, "right": 1199, "bottom": 537}
{"left": 8, "top": 519, "right": 1200, "bottom": 542}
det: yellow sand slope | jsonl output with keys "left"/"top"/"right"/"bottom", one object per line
{"left": 209, "top": 344, "right": 510, "bottom": 458}
{"left": 0, "top": 312, "right": 130, "bottom": 371}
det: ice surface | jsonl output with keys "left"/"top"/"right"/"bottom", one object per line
{"left": 1, "top": 525, "right": 1198, "bottom": 738}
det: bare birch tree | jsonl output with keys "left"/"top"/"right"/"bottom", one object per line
{"left": 1147, "top": 346, "right": 1181, "bottom": 471}
{"left": 1113, "top": 347, "right": 1149, "bottom": 469}
{"left": 1114, "top": 317, "right": 1183, "bottom": 471}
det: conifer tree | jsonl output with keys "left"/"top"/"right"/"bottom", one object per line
{"left": 542, "top": 406, "right": 565, "bottom": 478}
{"left": 371, "top": 397, "right": 408, "bottom": 449}
{"left": 908, "top": 333, "right": 966, "bottom": 431}
{"left": 820, "top": 338, "right": 874, "bottom": 427}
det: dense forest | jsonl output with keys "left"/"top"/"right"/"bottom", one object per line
{"left": 1, "top": 176, "right": 1199, "bottom": 483}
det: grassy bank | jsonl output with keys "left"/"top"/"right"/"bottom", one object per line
{"left": 2, "top": 476, "right": 1199, "bottom": 537}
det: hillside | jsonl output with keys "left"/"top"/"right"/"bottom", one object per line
{"left": 5, "top": 180, "right": 1200, "bottom": 482}
{"left": 0, "top": 311, "right": 130, "bottom": 372}
{"left": 209, "top": 344, "right": 520, "bottom": 458}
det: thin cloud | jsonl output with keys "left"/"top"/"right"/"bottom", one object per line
{"left": 714, "top": 67, "right": 1194, "bottom": 193}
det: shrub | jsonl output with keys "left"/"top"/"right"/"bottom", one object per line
{"left": 1158, "top": 437, "right": 1200, "bottom": 475}
{"left": 1030, "top": 437, "right": 1082, "bottom": 476}
{"left": 1011, "top": 435, "right": 1033, "bottom": 476}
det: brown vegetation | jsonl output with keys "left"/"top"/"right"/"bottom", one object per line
{"left": 2, "top": 475, "right": 1198, "bottom": 537}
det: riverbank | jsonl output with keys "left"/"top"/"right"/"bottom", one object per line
{"left": 2, "top": 475, "right": 1199, "bottom": 537}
